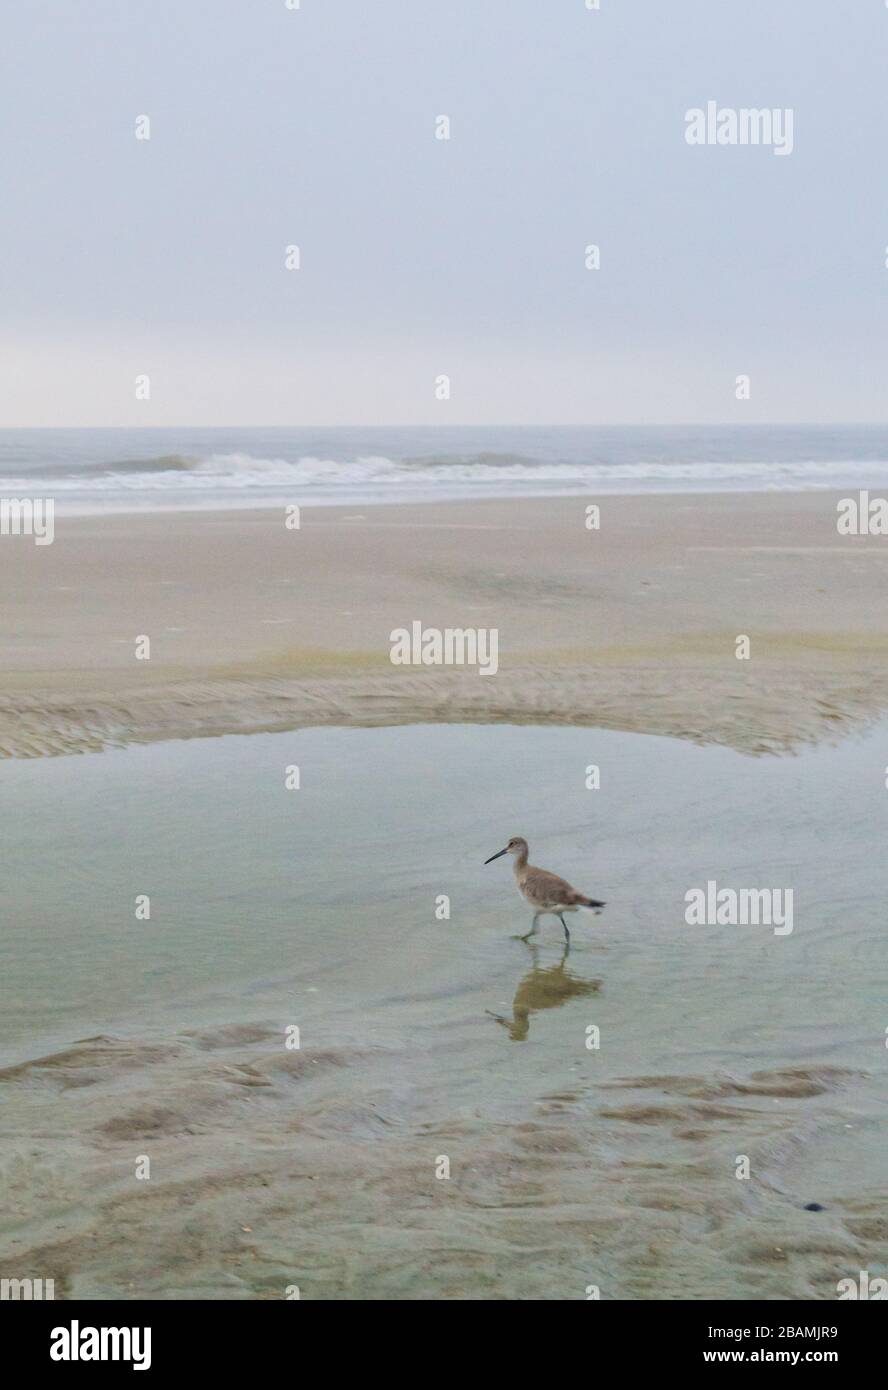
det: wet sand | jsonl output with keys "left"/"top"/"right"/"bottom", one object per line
{"left": 5, "top": 1027, "right": 882, "bottom": 1301}
{"left": 2, "top": 492, "right": 888, "bottom": 758}
{"left": 2, "top": 492, "right": 887, "bottom": 1301}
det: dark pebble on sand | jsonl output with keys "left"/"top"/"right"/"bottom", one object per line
{"left": 804, "top": 1202, "right": 825, "bottom": 1211}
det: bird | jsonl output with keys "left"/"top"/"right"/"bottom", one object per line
{"left": 483, "top": 836, "right": 605, "bottom": 942}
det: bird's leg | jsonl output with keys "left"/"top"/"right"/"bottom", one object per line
{"left": 519, "top": 913, "right": 541, "bottom": 941}
{"left": 558, "top": 913, "right": 571, "bottom": 943}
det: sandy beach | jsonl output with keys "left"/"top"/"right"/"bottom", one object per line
{"left": 7, "top": 0, "right": 888, "bottom": 1326}
{"left": 2, "top": 491, "right": 887, "bottom": 758}
{"left": 3, "top": 487, "right": 888, "bottom": 1301}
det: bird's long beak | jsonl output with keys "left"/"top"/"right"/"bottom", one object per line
{"left": 484, "top": 847, "right": 508, "bottom": 864}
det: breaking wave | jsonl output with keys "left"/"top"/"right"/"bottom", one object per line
{"left": 3, "top": 434, "right": 888, "bottom": 514}
{"left": 7, "top": 450, "right": 888, "bottom": 493}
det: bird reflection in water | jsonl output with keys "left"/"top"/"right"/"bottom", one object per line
{"left": 486, "top": 943, "right": 601, "bottom": 1041}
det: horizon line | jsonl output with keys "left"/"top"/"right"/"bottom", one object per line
{"left": 2, "top": 421, "right": 888, "bottom": 433}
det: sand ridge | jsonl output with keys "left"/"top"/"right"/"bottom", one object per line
{"left": 1, "top": 492, "right": 887, "bottom": 757}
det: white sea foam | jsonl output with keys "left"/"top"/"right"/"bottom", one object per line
{"left": 7, "top": 450, "right": 888, "bottom": 490}
{"left": 3, "top": 432, "right": 888, "bottom": 514}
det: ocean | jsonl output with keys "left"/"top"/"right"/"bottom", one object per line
{"left": 2, "top": 424, "right": 888, "bottom": 515}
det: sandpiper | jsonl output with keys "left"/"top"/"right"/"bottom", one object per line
{"left": 484, "top": 836, "right": 605, "bottom": 941}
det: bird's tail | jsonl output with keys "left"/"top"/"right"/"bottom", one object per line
{"left": 579, "top": 896, "right": 606, "bottom": 909}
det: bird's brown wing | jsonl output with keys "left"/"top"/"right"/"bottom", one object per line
{"left": 522, "top": 867, "right": 578, "bottom": 908}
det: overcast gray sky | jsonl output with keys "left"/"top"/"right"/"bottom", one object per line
{"left": 2, "top": 0, "right": 887, "bottom": 427}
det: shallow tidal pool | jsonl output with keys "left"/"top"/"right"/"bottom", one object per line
{"left": 1, "top": 722, "right": 887, "bottom": 1299}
